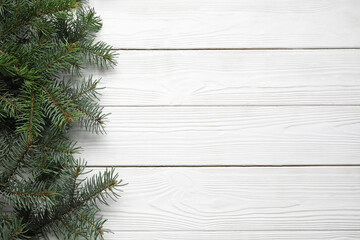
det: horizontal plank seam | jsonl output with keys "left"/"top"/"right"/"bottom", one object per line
{"left": 112, "top": 48, "right": 360, "bottom": 51}
{"left": 87, "top": 164, "right": 360, "bottom": 168}
{"left": 109, "top": 229, "right": 360, "bottom": 232}
{"left": 102, "top": 104, "right": 360, "bottom": 108}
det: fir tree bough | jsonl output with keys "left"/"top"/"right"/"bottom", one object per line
{"left": 0, "top": 1, "right": 124, "bottom": 239}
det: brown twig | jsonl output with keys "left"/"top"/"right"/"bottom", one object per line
{"left": 42, "top": 45, "right": 73, "bottom": 70}
{"left": 42, "top": 145, "right": 75, "bottom": 154}
{"left": 4, "top": 140, "right": 32, "bottom": 182}
{"left": 42, "top": 86, "right": 74, "bottom": 122}
{"left": 8, "top": 226, "right": 23, "bottom": 240}
{"left": 72, "top": 209, "right": 104, "bottom": 235}
{"left": 0, "top": 4, "right": 78, "bottom": 37}
{"left": 59, "top": 219, "right": 79, "bottom": 236}
{"left": 72, "top": 85, "right": 97, "bottom": 100}
{"left": 74, "top": 106, "right": 103, "bottom": 124}
{"left": 78, "top": 46, "right": 111, "bottom": 61}
{"left": 0, "top": 95, "right": 17, "bottom": 108}
{"left": 81, "top": 180, "right": 118, "bottom": 203}
{"left": 0, "top": 216, "right": 13, "bottom": 222}
{"left": 3, "top": 188, "right": 54, "bottom": 197}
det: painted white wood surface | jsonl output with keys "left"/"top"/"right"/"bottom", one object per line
{"left": 89, "top": 0, "right": 360, "bottom": 49}
{"left": 76, "top": 106, "right": 360, "bottom": 166}
{"left": 91, "top": 167, "right": 360, "bottom": 231}
{"left": 106, "top": 231, "right": 360, "bottom": 240}
{"left": 95, "top": 50, "right": 360, "bottom": 106}
{"left": 78, "top": 1, "right": 360, "bottom": 238}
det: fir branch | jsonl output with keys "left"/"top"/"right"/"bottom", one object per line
{"left": 42, "top": 86, "right": 74, "bottom": 122}
{"left": 5, "top": 136, "right": 12, "bottom": 152}
{"left": 24, "top": 21, "right": 50, "bottom": 32}
{"left": 31, "top": 170, "right": 122, "bottom": 238}
{"left": 45, "top": 182, "right": 116, "bottom": 228}
{"left": 0, "top": 1, "right": 121, "bottom": 238}
{"left": 4, "top": 140, "right": 32, "bottom": 182}
{"left": 0, "top": 64, "right": 36, "bottom": 82}
{"left": 59, "top": 218, "right": 79, "bottom": 237}
{"left": 42, "top": 145, "right": 75, "bottom": 154}
{"left": 74, "top": 106, "right": 103, "bottom": 124}
{"left": 72, "top": 14, "right": 91, "bottom": 44}
{"left": 67, "top": 76, "right": 102, "bottom": 101}
{"left": 2, "top": 188, "right": 54, "bottom": 198}
{"left": 0, "top": 3, "right": 79, "bottom": 38}
{"left": 68, "top": 61, "right": 81, "bottom": 70}
{"left": 16, "top": 90, "right": 45, "bottom": 139}
{"left": 36, "top": 135, "right": 77, "bottom": 172}
{"left": 8, "top": 226, "right": 23, "bottom": 240}
{"left": 71, "top": 209, "right": 104, "bottom": 236}
{"left": 39, "top": 4, "right": 79, "bottom": 16}
{"left": 0, "top": 95, "right": 16, "bottom": 108}
{"left": 44, "top": 135, "right": 56, "bottom": 146}
{"left": 42, "top": 44, "right": 75, "bottom": 71}
{"left": 81, "top": 180, "right": 118, "bottom": 204}
{"left": 78, "top": 46, "right": 112, "bottom": 62}
{"left": 29, "top": 39, "right": 48, "bottom": 56}
{"left": 71, "top": 166, "right": 80, "bottom": 199}
{"left": 72, "top": 84, "right": 97, "bottom": 100}
{"left": 0, "top": 216, "right": 13, "bottom": 222}
{"left": 39, "top": 136, "right": 56, "bottom": 171}
{"left": 0, "top": 217, "right": 28, "bottom": 240}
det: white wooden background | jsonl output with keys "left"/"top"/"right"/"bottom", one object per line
{"left": 78, "top": 0, "right": 360, "bottom": 239}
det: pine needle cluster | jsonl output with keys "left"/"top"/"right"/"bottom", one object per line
{"left": 0, "top": 1, "right": 124, "bottom": 239}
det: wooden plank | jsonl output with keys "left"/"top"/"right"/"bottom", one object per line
{"left": 93, "top": 50, "right": 360, "bottom": 106}
{"left": 92, "top": 167, "right": 360, "bottom": 231}
{"left": 89, "top": 0, "right": 360, "bottom": 48}
{"left": 74, "top": 106, "right": 360, "bottom": 166}
{"left": 106, "top": 231, "right": 360, "bottom": 240}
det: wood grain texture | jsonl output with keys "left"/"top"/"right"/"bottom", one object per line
{"left": 91, "top": 167, "right": 360, "bottom": 231}
{"left": 80, "top": 1, "right": 360, "bottom": 238}
{"left": 106, "top": 231, "right": 360, "bottom": 240}
{"left": 74, "top": 106, "right": 360, "bottom": 166}
{"left": 89, "top": 0, "right": 360, "bottom": 48}
{"left": 93, "top": 50, "right": 360, "bottom": 106}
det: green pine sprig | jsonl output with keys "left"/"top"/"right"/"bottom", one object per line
{"left": 0, "top": 0, "right": 124, "bottom": 239}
